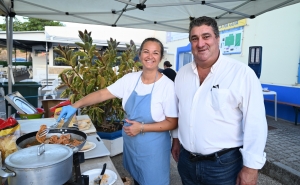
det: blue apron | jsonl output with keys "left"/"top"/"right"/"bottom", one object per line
{"left": 123, "top": 73, "right": 171, "bottom": 185}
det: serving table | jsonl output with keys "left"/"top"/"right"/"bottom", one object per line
{"left": 15, "top": 116, "right": 124, "bottom": 185}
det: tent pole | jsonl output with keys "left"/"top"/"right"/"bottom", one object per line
{"left": 46, "top": 42, "right": 48, "bottom": 86}
{"left": 6, "top": 15, "right": 14, "bottom": 116}
{"left": 14, "top": 46, "right": 16, "bottom": 62}
{"left": 14, "top": 46, "right": 16, "bottom": 70}
{"left": 5, "top": 16, "right": 10, "bottom": 116}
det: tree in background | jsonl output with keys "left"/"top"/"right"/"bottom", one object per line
{"left": 0, "top": 17, "right": 63, "bottom": 31}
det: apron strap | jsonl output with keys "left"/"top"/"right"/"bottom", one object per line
{"left": 134, "top": 71, "right": 159, "bottom": 92}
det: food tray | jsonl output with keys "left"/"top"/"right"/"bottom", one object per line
{"left": 18, "top": 115, "right": 97, "bottom": 135}
{"left": 83, "top": 135, "right": 110, "bottom": 159}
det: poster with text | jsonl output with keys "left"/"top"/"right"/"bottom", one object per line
{"left": 219, "top": 27, "right": 243, "bottom": 55}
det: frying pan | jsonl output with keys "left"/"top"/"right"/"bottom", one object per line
{"left": 16, "top": 128, "right": 87, "bottom": 153}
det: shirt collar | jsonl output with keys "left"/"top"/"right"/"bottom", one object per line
{"left": 210, "top": 52, "right": 222, "bottom": 74}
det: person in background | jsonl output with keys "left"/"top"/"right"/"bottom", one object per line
{"left": 171, "top": 16, "right": 267, "bottom": 185}
{"left": 162, "top": 61, "right": 176, "bottom": 82}
{"left": 58, "top": 37, "right": 178, "bottom": 185}
{"left": 158, "top": 67, "right": 164, "bottom": 73}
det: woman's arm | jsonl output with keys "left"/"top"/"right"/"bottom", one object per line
{"left": 123, "top": 117, "right": 178, "bottom": 136}
{"left": 143, "top": 117, "right": 178, "bottom": 132}
{"left": 72, "top": 88, "right": 116, "bottom": 109}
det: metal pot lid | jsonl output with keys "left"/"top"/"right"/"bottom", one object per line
{"left": 4, "top": 91, "right": 37, "bottom": 114}
{"left": 5, "top": 144, "right": 73, "bottom": 169}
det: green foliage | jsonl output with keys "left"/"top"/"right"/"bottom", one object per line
{"left": 0, "top": 61, "right": 32, "bottom": 68}
{"left": 54, "top": 30, "right": 141, "bottom": 129}
{"left": 0, "top": 17, "right": 63, "bottom": 31}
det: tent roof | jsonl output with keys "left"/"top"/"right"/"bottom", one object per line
{"left": 0, "top": 39, "right": 45, "bottom": 50}
{"left": 1, "top": 0, "right": 300, "bottom": 33}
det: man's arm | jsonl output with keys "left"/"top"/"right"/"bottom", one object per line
{"left": 236, "top": 166, "right": 258, "bottom": 185}
{"left": 237, "top": 69, "right": 268, "bottom": 184}
{"left": 171, "top": 138, "right": 180, "bottom": 162}
{"left": 171, "top": 127, "right": 180, "bottom": 162}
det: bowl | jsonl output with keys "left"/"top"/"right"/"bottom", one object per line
{"left": 18, "top": 108, "right": 44, "bottom": 119}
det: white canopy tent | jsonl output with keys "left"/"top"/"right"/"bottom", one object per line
{"left": 0, "top": 0, "right": 300, "bottom": 115}
{"left": 2, "top": 0, "right": 300, "bottom": 32}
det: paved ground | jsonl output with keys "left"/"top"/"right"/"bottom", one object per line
{"left": 1, "top": 72, "right": 299, "bottom": 184}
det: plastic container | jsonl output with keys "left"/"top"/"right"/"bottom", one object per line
{"left": 18, "top": 108, "right": 44, "bottom": 119}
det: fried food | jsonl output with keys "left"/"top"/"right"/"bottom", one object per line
{"left": 100, "top": 174, "right": 109, "bottom": 185}
{"left": 31, "top": 126, "right": 83, "bottom": 148}
{"left": 72, "top": 139, "right": 82, "bottom": 146}
{"left": 58, "top": 134, "right": 71, "bottom": 145}
{"left": 48, "top": 134, "right": 81, "bottom": 146}
{"left": 49, "top": 135, "right": 59, "bottom": 144}
{"left": 0, "top": 135, "right": 17, "bottom": 162}
{"left": 36, "top": 124, "right": 47, "bottom": 143}
{"left": 28, "top": 125, "right": 84, "bottom": 149}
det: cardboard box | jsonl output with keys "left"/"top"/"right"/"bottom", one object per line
{"left": 41, "top": 99, "right": 68, "bottom": 118}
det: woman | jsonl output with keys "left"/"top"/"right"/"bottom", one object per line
{"left": 58, "top": 37, "right": 178, "bottom": 185}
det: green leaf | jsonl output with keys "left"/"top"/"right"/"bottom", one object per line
{"left": 76, "top": 51, "right": 88, "bottom": 57}
{"left": 75, "top": 42, "right": 85, "bottom": 48}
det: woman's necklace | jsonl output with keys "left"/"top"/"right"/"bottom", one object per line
{"left": 141, "top": 71, "right": 158, "bottom": 84}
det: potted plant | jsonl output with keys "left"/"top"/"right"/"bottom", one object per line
{"left": 53, "top": 30, "right": 141, "bottom": 155}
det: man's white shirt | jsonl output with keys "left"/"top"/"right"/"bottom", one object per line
{"left": 172, "top": 54, "right": 267, "bottom": 169}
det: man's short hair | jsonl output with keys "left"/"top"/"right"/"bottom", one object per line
{"left": 189, "top": 16, "right": 220, "bottom": 41}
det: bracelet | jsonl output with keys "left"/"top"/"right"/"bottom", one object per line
{"left": 140, "top": 122, "right": 145, "bottom": 135}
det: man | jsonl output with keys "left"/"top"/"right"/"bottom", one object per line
{"left": 162, "top": 61, "right": 177, "bottom": 82}
{"left": 171, "top": 16, "right": 267, "bottom": 185}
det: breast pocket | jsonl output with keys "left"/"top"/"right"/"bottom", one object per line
{"left": 211, "top": 89, "right": 230, "bottom": 110}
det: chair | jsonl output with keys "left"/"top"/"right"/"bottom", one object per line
{"left": 42, "top": 78, "right": 58, "bottom": 100}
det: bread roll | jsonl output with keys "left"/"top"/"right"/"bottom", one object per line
{"left": 77, "top": 119, "right": 92, "bottom": 131}
{"left": 80, "top": 141, "right": 93, "bottom": 151}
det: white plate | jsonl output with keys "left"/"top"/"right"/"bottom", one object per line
{"left": 80, "top": 141, "right": 96, "bottom": 152}
{"left": 82, "top": 169, "right": 117, "bottom": 185}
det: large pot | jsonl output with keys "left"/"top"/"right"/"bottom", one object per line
{"left": 16, "top": 128, "right": 87, "bottom": 153}
{"left": 0, "top": 144, "right": 73, "bottom": 185}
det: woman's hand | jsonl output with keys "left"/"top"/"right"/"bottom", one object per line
{"left": 57, "top": 105, "right": 77, "bottom": 122}
{"left": 123, "top": 119, "right": 142, "bottom": 137}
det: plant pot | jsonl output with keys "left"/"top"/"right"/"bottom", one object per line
{"left": 97, "top": 130, "right": 123, "bottom": 157}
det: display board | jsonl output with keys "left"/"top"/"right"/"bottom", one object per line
{"left": 219, "top": 26, "right": 244, "bottom": 55}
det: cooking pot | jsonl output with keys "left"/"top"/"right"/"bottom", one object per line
{"left": 0, "top": 144, "right": 73, "bottom": 185}
{"left": 16, "top": 128, "right": 87, "bottom": 153}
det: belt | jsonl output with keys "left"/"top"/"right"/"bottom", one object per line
{"left": 185, "top": 146, "right": 242, "bottom": 162}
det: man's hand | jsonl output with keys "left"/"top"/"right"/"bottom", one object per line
{"left": 236, "top": 166, "right": 258, "bottom": 185}
{"left": 171, "top": 138, "right": 180, "bottom": 162}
